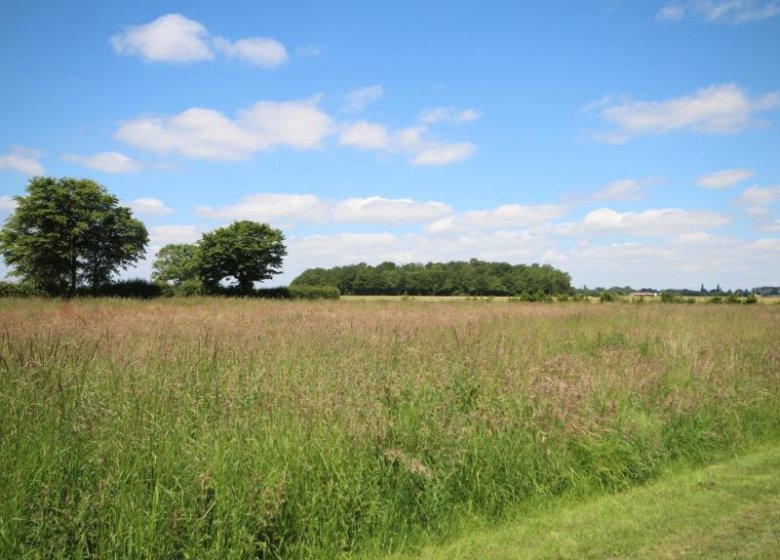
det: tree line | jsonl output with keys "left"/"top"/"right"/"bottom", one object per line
{"left": 291, "top": 260, "right": 572, "bottom": 296}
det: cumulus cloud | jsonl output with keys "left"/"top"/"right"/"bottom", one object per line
{"left": 657, "top": 1, "right": 780, "bottom": 24}
{"left": 333, "top": 197, "right": 452, "bottom": 224}
{"left": 420, "top": 106, "right": 481, "bottom": 125}
{"left": 591, "top": 84, "right": 780, "bottom": 142}
{"left": 427, "top": 204, "right": 567, "bottom": 234}
{"left": 116, "top": 91, "right": 478, "bottom": 166}
{"left": 0, "top": 196, "right": 18, "bottom": 211}
{"left": 63, "top": 151, "right": 141, "bottom": 173}
{"left": 0, "top": 147, "right": 44, "bottom": 176}
{"left": 195, "top": 193, "right": 453, "bottom": 225}
{"left": 339, "top": 121, "right": 390, "bottom": 150}
{"left": 412, "top": 142, "right": 476, "bottom": 166}
{"left": 195, "top": 193, "right": 329, "bottom": 223}
{"left": 212, "top": 37, "right": 288, "bottom": 67}
{"left": 116, "top": 98, "right": 332, "bottom": 160}
{"left": 592, "top": 179, "right": 646, "bottom": 201}
{"left": 149, "top": 225, "right": 201, "bottom": 244}
{"left": 566, "top": 234, "right": 780, "bottom": 289}
{"left": 580, "top": 207, "right": 729, "bottom": 236}
{"left": 111, "top": 13, "right": 288, "bottom": 67}
{"left": 697, "top": 168, "right": 754, "bottom": 188}
{"left": 127, "top": 198, "right": 174, "bottom": 215}
{"left": 734, "top": 185, "right": 780, "bottom": 217}
{"left": 343, "top": 85, "right": 384, "bottom": 114}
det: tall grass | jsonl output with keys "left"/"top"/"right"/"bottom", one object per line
{"left": 1, "top": 299, "right": 778, "bottom": 558}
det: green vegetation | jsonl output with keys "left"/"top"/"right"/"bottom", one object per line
{"left": 292, "top": 259, "right": 572, "bottom": 296}
{"left": 390, "top": 444, "right": 780, "bottom": 559}
{"left": 0, "top": 177, "right": 148, "bottom": 296}
{"left": 198, "top": 220, "right": 286, "bottom": 294}
{"left": 1, "top": 300, "right": 778, "bottom": 558}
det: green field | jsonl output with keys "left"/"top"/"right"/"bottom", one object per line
{"left": 1, "top": 298, "right": 778, "bottom": 558}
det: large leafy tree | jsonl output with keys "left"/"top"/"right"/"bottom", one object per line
{"left": 151, "top": 243, "right": 200, "bottom": 286}
{"left": 0, "top": 177, "right": 148, "bottom": 296}
{"left": 198, "top": 220, "right": 286, "bottom": 294}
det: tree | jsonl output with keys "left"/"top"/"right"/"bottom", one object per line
{"left": 0, "top": 177, "right": 148, "bottom": 296}
{"left": 151, "top": 243, "right": 200, "bottom": 286}
{"left": 197, "top": 221, "right": 286, "bottom": 294}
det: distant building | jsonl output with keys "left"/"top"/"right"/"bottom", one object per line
{"left": 631, "top": 291, "right": 657, "bottom": 297}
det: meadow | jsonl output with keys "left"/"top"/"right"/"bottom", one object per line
{"left": 1, "top": 298, "right": 778, "bottom": 558}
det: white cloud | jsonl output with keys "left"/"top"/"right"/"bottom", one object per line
{"left": 195, "top": 193, "right": 329, "bottom": 223}
{"left": 212, "top": 36, "right": 288, "bottom": 67}
{"left": 734, "top": 185, "right": 780, "bottom": 206}
{"left": 657, "top": 4, "right": 686, "bottom": 20}
{"left": 592, "top": 84, "right": 780, "bottom": 142}
{"left": 0, "top": 196, "right": 18, "bottom": 211}
{"left": 734, "top": 185, "right": 780, "bottom": 217}
{"left": 111, "top": 13, "right": 288, "bottom": 67}
{"left": 697, "top": 168, "right": 754, "bottom": 188}
{"left": 116, "top": 98, "right": 332, "bottom": 160}
{"left": 427, "top": 204, "right": 567, "bottom": 234}
{"left": 657, "top": 1, "right": 780, "bottom": 24}
{"left": 420, "top": 106, "right": 481, "bottom": 125}
{"left": 339, "top": 121, "right": 390, "bottom": 150}
{"left": 111, "top": 14, "right": 213, "bottom": 63}
{"left": 592, "top": 179, "right": 645, "bottom": 201}
{"left": 127, "top": 198, "right": 174, "bottom": 215}
{"left": 333, "top": 196, "right": 452, "bottom": 224}
{"left": 149, "top": 225, "right": 201, "bottom": 244}
{"left": 195, "top": 193, "right": 453, "bottom": 225}
{"left": 343, "top": 85, "right": 384, "bottom": 114}
{"left": 412, "top": 142, "right": 476, "bottom": 166}
{"left": 63, "top": 151, "right": 141, "bottom": 173}
{"left": 565, "top": 234, "right": 780, "bottom": 289}
{"left": 580, "top": 207, "right": 729, "bottom": 236}
{"left": 0, "top": 147, "right": 44, "bottom": 176}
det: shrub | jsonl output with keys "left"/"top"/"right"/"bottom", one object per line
{"left": 0, "top": 280, "right": 44, "bottom": 297}
{"left": 708, "top": 296, "right": 723, "bottom": 304}
{"left": 599, "top": 291, "right": 617, "bottom": 303}
{"left": 83, "top": 279, "right": 162, "bottom": 299}
{"left": 288, "top": 285, "right": 340, "bottom": 300}
{"left": 744, "top": 294, "right": 758, "bottom": 304}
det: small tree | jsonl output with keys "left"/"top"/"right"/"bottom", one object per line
{"left": 151, "top": 243, "right": 200, "bottom": 286}
{"left": 198, "top": 221, "right": 286, "bottom": 294}
{"left": 0, "top": 177, "right": 148, "bottom": 296}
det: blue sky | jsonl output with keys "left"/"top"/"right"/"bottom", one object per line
{"left": 1, "top": 0, "right": 779, "bottom": 289}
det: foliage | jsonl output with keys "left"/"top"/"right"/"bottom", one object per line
{"left": 288, "top": 284, "right": 340, "bottom": 299}
{"left": 198, "top": 221, "right": 286, "bottom": 294}
{"left": 292, "top": 259, "right": 571, "bottom": 296}
{"left": 0, "top": 280, "right": 44, "bottom": 298}
{"left": 599, "top": 291, "right": 617, "bottom": 303}
{"left": 151, "top": 243, "right": 200, "bottom": 286}
{"left": 79, "top": 278, "right": 163, "bottom": 299}
{"left": 0, "top": 177, "right": 148, "bottom": 296}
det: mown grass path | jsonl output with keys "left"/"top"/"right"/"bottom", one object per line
{"left": 389, "top": 444, "right": 780, "bottom": 560}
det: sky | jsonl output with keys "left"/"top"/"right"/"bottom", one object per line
{"left": 1, "top": 0, "right": 779, "bottom": 289}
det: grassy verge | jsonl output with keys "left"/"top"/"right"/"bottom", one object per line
{"left": 0, "top": 299, "right": 778, "bottom": 558}
{"left": 388, "top": 443, "right": 780, "bottom": 559}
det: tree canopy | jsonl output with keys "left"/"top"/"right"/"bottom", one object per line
{"left": 291, "top": 259, "right": 571, "bottom": 296}
{"left": 0, "top": 177, "right": 148, "bottom": 296}
{"left": 197, "top": 221, "right": 286, "bottom": 294}
{"left": 151, "top": 243, "right": 200, "bottom": 286}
